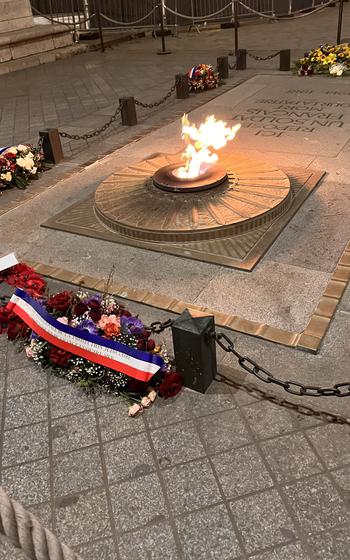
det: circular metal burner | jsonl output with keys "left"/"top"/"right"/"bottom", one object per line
{"left": 153, "top": 163, "right": 228, "bottom": 192}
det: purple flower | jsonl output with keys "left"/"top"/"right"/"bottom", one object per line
{"left": 76, "top": 319, "right": 98, "bottom": 335}
{"left": 87, "top": 294, "right": 102, "bottom": 305}
{"left": 30, "top": 330, "right": 40, "bottom": 340}
{"left": 121, "top": 315, "right": 144, "bottom": 335}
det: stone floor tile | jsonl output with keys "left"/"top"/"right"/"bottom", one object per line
{"left": 229, "top": 488, "right": 297, "bottom": 554}
{"left": 5, "top": 391, "right": 48, "bottom": 430}
{"left": 307, "top": 527, "right": 350, "bottom": 560}
{"left": 53, "top": 446, "right": 103, "bottom": 497}
{"left": 282, "top": 474, "right": 350, "bottom": 534}
{"left": 51, "top": 410, "right": 98, "bottom": 455}
{"left": 6, "top": 365, "right": 48, "bottom": 397}
{"left": 188, "top": 380, "right": 236, "bottom": 418}
{"left": 150, "top": 421, "right": 206, "bottom": 469}
{"left": 162, "top": 458, "right": 222, "bottom": 516}
{"left": 306, "top": 424, "right": 350, "bottom": 469}
{"left": 176, "top": 504, "right": 242, "bottom": 560}
{"left": 197, "top": 409, "right": 252, "bottom": 455}
{"left": 97, "top": 402, "right": 145, "bottom": 442}
{"left": 49, "top": 384, "right": 95, "bottom": 418}
{"left": 0, "top": 535, "right": 28, "bottom": 560}
{"left": 261, "top": 432, "right": 324, "bottom": 483}
{"left": 2, "top": 422, "right": 49, "bottom": 467}
{"left": 6, "top": 345, "right": 34, "bottom": 372}
{"left": 110, "top": 472, "right": 168, "bottom": 533}
{"left": 29, "top": 502, "right": 53, "bottom": 531}
{"left": 145, "top": 391, "right": 193, "bottom": 429}
{"left": 55, "top": 488, "right": 112, "bottom": 547}
{"left": 212, "top": 445, "right": 274, "bottom": 499}
{"left": 251, "top": 542, "right": 310, "bottom": 560}
{"left": 242, "top": 401, "right": 296, "bottom": 440}
{"left": 2, "top": 459, "right": 50, "bottom": 506}
{"left": 76, "top": 538, "right": 118, "bottom": 560}
{"left": 231, "top": 387, "right": 261, "bottom": 407}
{"left": 330, "top": 465, "right": 350, "bottom": 493}
{"left": 118, "top": 521, "right": 179, "bottom": 560}
{"left": 104, "top": 433, "right": 156, "bottom": 484}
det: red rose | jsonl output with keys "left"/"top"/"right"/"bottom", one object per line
{"left": 127, "top": 378, "right": 148, "bottom": 394}
{"left": 158, "top": 372, "right": 183, "bottom": 399}
{"left": 24, "top": 274, "right": 46, "bottom": 298}
{"left": 147, "top": 339, "right": 156, "bottom": 351}
{"left": 136, "top": 338, "right": 146, "bottom": 350}
{"left": 47, "top": 291, "right": 72, "bottom": 313}
{"left": 7, "top": 317, "right": 29, "bottom": 341}
{"left": 6, "top": 264, "right": 33, "bottom": 286}
{"left": 49, "top": 346, "right": 72, "bottom": 367}
{"left": 74, "top": 301, "right": 88, "bottom": 317}
{"left": 88, "top": 300, "right": 102, "bottom": 322}
{"left": 120, "top": 309, "right": 131, "bottom": 318}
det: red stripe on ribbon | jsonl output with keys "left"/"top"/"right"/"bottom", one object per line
{"left": 11, "top": 302, "right": 153, "bottom": 383}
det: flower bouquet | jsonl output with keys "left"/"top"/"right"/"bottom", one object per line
{"left": 296, "top": 43, "right": 350, "bottom": 77}
{"left": 0, "top": 144, "right": 44, "bottom": 191}
{"left": 0, "top": 264, "right": 182, "bottom": 416}
{"left": 188, "top": 64, "right": 219, "bottom": 92}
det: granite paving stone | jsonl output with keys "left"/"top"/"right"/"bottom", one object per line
{"left": 330, "top": 465, "right": 350, "bottom": 493}
{"left": 96, "top": 401, "right": 146, "bottom": 442}
{"left": 282, "top": 474, "right": 350, "bottom": 534}
{"left": 188, "top": 380, "right": 236, "bottom": 418}
{"left": 1, "top": 459, "right": 50, "bottom": 506}
{"left": 104, "top": 433, "right": 156, "bottom": 484}
{"left": 176, "top": 504, "right": 242, "bottom": 560}
{"left": 118, "top": 521, "right": 179, "bottom": 560}
{"left": 2, "top": 422, "right": 49, "bottom": 467}
{"left": 4, "top": 391, "right": 48, "bottom": 429}
{"left": 49, "top": 384, "right": 94, "bottom": 419}
{"left": 150, "top": 421, "right": 206, "bottom": 469}
{"left": 76, "top": 538, "right": 118, "bottom": 560}
{"left": 307, "top": 527, "right": 350, "bottom": 560}
{"left": 6, "top": 365, "right": 48, "bottom": 397}
{"left": 211, "top": 445, "right": 274, "bottom": 499}
{"left": 305, "top": 424, "right": 350, "bottom": 469}
{"left": 28, "top": 502, "right": 53, "bottom": 531}
{"left": 145, "top": 391, "right": 193, "bottom": 429}
{"left": 110, "top": 472, "right": 168, "bottom": 533}
{"left": 242, "top": 401, "right": 296, "bottom": 440}
{"left": 229, "top": 488, "right": 297, "bottom": 554}
{"left": 53, "top": 446, "right": 103, "bottom": 497}
{"left": 55, "top": 488, "right": 112, "bottom": 547}
{"left": 251, "top": 542, "right": 310, "bottom": 560}
{"left": 162, "top": 458, "right": 222, "bottom": 516}
{"left": 0, "top": 535, "right": 29, "bottom": 560}
{"left": 51, "top": 410, "right": 98, "bottom": 455}
{"left": 197, "top": 409, "right": 252, "bottom": 455}
{"left": 261, "top": 432, "right": 324, "bottom": 483}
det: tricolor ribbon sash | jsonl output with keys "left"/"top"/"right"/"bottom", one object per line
{"left": 8, "top": 289, "right": 164, "bottom": 383}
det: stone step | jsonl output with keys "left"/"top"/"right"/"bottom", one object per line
{"left": 0, "top": 42, "right": 87, "bottom": 75}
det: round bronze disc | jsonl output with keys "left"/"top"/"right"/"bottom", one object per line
{"left": 153, "top": 163, "right": 228, "bottom": 192}
{"left": 94, "top": 153, "right": 292, "bottom": 243}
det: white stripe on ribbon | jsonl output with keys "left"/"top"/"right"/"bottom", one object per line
{"left": 0, "top": 253, "right": 18, "bottom": 272}
{"left": 11, "top": 294, "right": 160, "bottom": 376}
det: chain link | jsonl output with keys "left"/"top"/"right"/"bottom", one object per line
{"left": 247, "top": 51, "right": 280, "bottom": 61}
{"left": 135, "top": 84, "right": 176, "bottom": 109}
{"left": 214, "top": 332, "right": 350, "bottom": 398}
{"left": 147, "top": 319, "right": 174, "bottom": 334}
{"left": 59, "top": 106, "right": 122, "bottom": 141}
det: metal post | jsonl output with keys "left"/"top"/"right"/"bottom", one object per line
{"left": 39, "top": 129, "right": 64, "bottom": 164}
{"left": 279, "top": 49, "right": 291, "bottom": 71}
{"left": 95, "top": 0, "right": 105, "bottom": 52}
{"left": 337, "top": 0, "right": 344, "bottom": 44}
{"left": 175, "top": 73, "right": 190, "bottom": 99}
{"left": 171, "top": 309, "right": 217, "bottom": 394}
{"left": 83, "top": 0, "right": 90, "bottom": 30}
{"left": 157, "top": 0, "right": 171, "bottom": 55}
{"left": 119, "top": 97, "right": 138, "bottom": 126}
{"left": 217, "top": 56, "right": 229, "bottom": 79}
{"left": 236, "top": 48, "right": 246, "bottom": 70}
{"left": 234, "top": 0, "right": 239, "bottom": 55}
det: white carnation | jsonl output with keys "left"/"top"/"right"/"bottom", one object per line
{"left": 329, "top": 63, "right": 346, "bottom": 76}
{"left": 17, "top": 144, "right": 30, "bottom": 153}
{"left": 17, "top": 156, "right": 34, "bottom": 170}
{"left": 0, "top": 172, "right": 12, "bottom": 182}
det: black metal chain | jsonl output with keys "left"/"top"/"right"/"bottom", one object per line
{"left": 247, "top": 51, "right": 280, "bottom": 61}
{"left": 135, "top": 84, "right": 176, "bottom": 109}
{"left": 215, "top": 332, "right": 350, "bottom": 397}
{"left": 59, "top": 106, "right": 122, "bottom": 141}
{"left": 147, "top": 319, "right": 174, "bottom": 334}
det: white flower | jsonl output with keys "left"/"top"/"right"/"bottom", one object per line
{"left": 329, "top": 63, "right": 346, "bottom": 76}
{"left": 5, "top": 146, "right": 17, "bottom": 154}
{"left": 17, "top": 156, "right": 34, "bottom": 170}
{"left": 0, "top": 172, "right": 12, "bottom": 182}
{"left": 128, "top": 403, "right": 142, "bottom": 417}
{"left": 140, "top": 396, "right": 151, "bottom": 408}
{"left": 30, "top": 166, "right": 37, "bottom": 175}
{"left": 147, "top": 389, "right": 157, "bottom": 403}
{"left": 17, "top": 144, "right": 30, "bottom": 153}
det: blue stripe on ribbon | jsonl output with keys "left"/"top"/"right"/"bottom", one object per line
{"left": 15, "top": 288, "right": 165, "bottom": 369}
{"left": 0, "top": 147, "right": 9, "bottom": 155}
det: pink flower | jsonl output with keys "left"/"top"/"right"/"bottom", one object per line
{"left": 128, "top": 403, "right": 142, "bottom": 417}
{"left": 25, "top": 346, "right": 35, "bottom": 359}
{"left": 57, "top": 316, "right": 69, "bottom": 325}
{"left": 98, "top": 314, "right": 120, "bottom": 330}
{"left": 141, "top": 396, "right": 151, "bottom": 408}
{"left": 147, "top": 389, "right": 157, "bottom": 403}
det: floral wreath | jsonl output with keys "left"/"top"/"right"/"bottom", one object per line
{"left": 296, "top": 43, "right": 350, "bottom": 77}
{"left": 0, "top": 144, "right": 44, "bottom": 192}
{"left": 188, "top": 64, "right": 219, "bottom": 92}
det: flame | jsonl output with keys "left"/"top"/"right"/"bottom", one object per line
{"left": 174, "top": 114, "right": 241, "bottom": 179}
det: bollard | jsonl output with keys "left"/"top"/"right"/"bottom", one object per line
{"left": 175, "top": 73, "right": 190, "bottom": 99}
{"left": 119, "top": 97, "right": 137, "bottom": 126}
{"left": 171, "top": 309, "right": 217, "bottom": 393}
{"left": 39, "top": 129, "right": 64, "bottom": 164}
{"left": 217, "top": 56, "right": 229, "bottom": 79}
{"left": 236, "top": 49, "right": 247, "bottom": 70}
{"left": 279, "top": 49, "right": 291, "bottom": 71}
